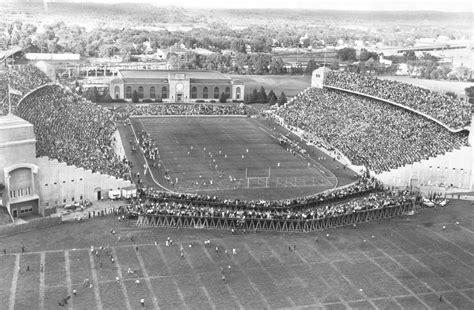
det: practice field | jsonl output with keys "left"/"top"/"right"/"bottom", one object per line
{"left": 228, "top": 75, "right": 312, "bottom": 98}
{"left": 127, "top": 116, "right": 345, "bottom": 200}
{"left": 1, "top": 201, "right": 473, "bottom": 309}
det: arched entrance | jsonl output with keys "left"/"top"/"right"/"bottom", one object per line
{"left": 94, "top": 187, "right": 102, "bottom": 201}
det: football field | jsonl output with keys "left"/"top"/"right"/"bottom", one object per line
{"left": 1, "top": 201, "right": 473, "bottom": 309}
{"left": 127, "top": 116, "right": 343, "bottom": 200}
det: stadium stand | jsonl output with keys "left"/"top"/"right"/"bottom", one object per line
{"left": 115, "top": 103, "right": 246, "bottom": 119}
{"left": 0, "top": 65, "right": 51, "bottom": 115}
{"left": 325, "top": 71, "right": 471, "bottom": 130}
{"left": 16, "top": 84, "right": 130, "bottom": 179}
{"left": 275, "top": 88, "right": 469, "bottom": 173}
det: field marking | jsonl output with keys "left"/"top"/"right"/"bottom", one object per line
{"left": 385, "top": 228, "right": 461, "bottom": 290}
{"left": 370, "top": 231, "right": 458, "bottom": 309}
{"left": 242, "top": 243, "right": 296, "bottom": 307}
{"left": 220, "top": 243, "right": 273, "bottom": 309}
{"left": 8, "top": 254, "right": 20, "bottom": 310}
{"left": 135, "top": 250, "right": 160, "bottom": 310}
{"left": 178, "top": 243, "right": 216, "bottom": 310}
{"left": 419, "top": 225, "right": 474, "bottom": 257}
{"left": 201, "top": 245, "right": 245, "bottom": 309}
{"left": 110, "top": 248, "right": 132, "bottom": 310}
{"left": 129, "top": 119, "right": 175, "bottom": 193}
{"left": 88, "top": 251, "right": 104, "bottom": 310}
{"left": 388, "top": 227, "right": 474, "bottom": 304}
{"left": 260, "top": 239, "right": 285, "bottom": 264}
{"left": 459, "top": 225, "right": 474, "bottom": 235}
{"left": 39, "top": 252, "right": 45, "bottom": 310}
{"left": 359, "top": 250, "right": 433, "bottom": 309}
{"left": 278, "top": 236, "right": 310, "bottom": 264}
{"left": 258, "top": 125, "right": 337, "bottom": 188}
{"left": 153, "top": 244, "right": 189, "bottom": 309}
{"left": 64, "top": 251, "right": 73, "bottom": 310}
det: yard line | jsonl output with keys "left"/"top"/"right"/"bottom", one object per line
{"left": 110, "top": 248, "right": 132, "bottom": 310}
{"left": 385, "top": 228, "right": 460, "bottom": 291}
{"left": 241, "top": 243, "right": 296, "bottom": 307}
{"left": 8, "top": 254, "right": 20, "bottom": 310}
{"left": 419, "top": 225, "right": 474, "bottom": 257}
{"left": 359, "top": 250, "right": 433, "bottom": 309}
{"left": 369, "top": 231, "right": 457, "bottom": 309}
{"left": 154, "top": 244, "right": 189, "bottom": 309}
{"left": 459, "top": 225, "right": 474, "bottom": 235}
{"left": 278, "top": 237, "right": 309, "bottom": 264}
{"left": 201, "top": 245, "right": 245, "bottom": 309}
{"left": 260, "top": 239, "right": 285, "bottom": 264}
{"left": 178, "top": 243, "right": 216, "bottom": 310}
{"left": 135, "top": 250, "right": 160, "bottom": 310}
{"left": 64, "top": 251, "right": 73, "bottom": 310}
{"left": 39, "top": 252, "right": 45, "bottom": 310}
{"left": 88, "top": 251, "right": 104, "bottom": 310}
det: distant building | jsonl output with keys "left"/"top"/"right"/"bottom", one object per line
{"left": 109, "top": 70, "right": 245, "bottom": 102}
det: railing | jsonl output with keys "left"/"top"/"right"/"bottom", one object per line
{"left": 136, "top": 202, "right": 415, "bottom": 233}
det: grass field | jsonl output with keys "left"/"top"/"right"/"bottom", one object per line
{"left": 126, "top": 116, "right": 350, "bottom": 201}
{"left": 228, "top": 75, "right": 312, "bottom": 98}
{"left": 1, "top": 201, "right": 473, "bottom": 309}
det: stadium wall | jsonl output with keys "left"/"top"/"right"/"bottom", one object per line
{"left": 36, "top": 157, "right": 134, "bottom": 207}
{"left": 375, "top": 146, "right": 473, "bottom": 193}
{"left": 0, "top": 215, "right": 62, "bottom": 237}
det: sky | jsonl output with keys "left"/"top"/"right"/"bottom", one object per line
{"left": 55, "top": 0, "right": 473, "bottom": 12}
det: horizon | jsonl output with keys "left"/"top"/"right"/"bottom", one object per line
{"left": 6, "top": 0, "right": 474, "bottom": 13}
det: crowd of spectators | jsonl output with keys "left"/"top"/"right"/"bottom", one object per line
{"left": 114, "top": 103, "right": 246, "bottom": 119}
{"left": 0, "top": 65, "right": 51, "bottom": 114}
{"left": 275, "top": 88, "right": 468, "bottom": 173}
{"left": 127, "top": 177, "right": 414, "bottom": 221}
{"left": 129, "top": 175, "right": 382, "bottom": 211}
{"left": 16, "top": 84, "right": 130, "bottom": 179}
{"left": 325, "top": 71, "right": 471, "bottom": 129}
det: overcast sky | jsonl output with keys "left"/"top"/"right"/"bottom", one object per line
{"left": 61, "top": 0, "right": 472, "bottom": 12}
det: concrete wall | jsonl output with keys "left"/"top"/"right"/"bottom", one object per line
{"left": 0, "top": 215, "right": 62, "bottom": 237}
{"left": 36, "top": 157, "right": 133, "bottom": 207}
{"left": 375, "top": 146, "right": 473, "bottom": 192}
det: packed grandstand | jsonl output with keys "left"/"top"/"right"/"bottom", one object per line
{"left": 325, "top": 71, "right": 471, "bottom": 130}
{"left": 0, "top": 64, "right": 469, "bottom": 228}
{"left": 275, "top": 88, "right": 469, "bottom": 173}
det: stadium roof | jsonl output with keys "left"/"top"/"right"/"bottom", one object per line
{"left": 118, "top": 70, "right": 231, "bottom": 81}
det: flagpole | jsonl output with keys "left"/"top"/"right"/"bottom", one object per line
{"left": 8, "top": 84, "right": 11, "bottom": 115}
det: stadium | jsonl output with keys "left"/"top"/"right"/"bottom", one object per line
{"left": 1, "top": 63, "right": 474, "bottom": 309}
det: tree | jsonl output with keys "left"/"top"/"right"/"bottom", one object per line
{"left": 277, "top": 91, "right": 287, "bottom": 106}
{"left": 359, "top": 49, "right": 379, "bottom": 62}
{"left": 249, "top": 89, "right": 259, "bottom": 103}
{"left": 337, "top": 47, "right": 357, "bottom": 62}
{"left": 268, "top": 90, "right": 277, "bottom": 105}
{"left": 305, "top": 59, "right": 318, "bottom": 74}
{"left": 102, "top": 92, "right": 113, "bottom": 103}
{"left": 257, "top": 86, "right": 268, "bottom": 103}
{"left": 85, "top": 86, "right": 99, "bottom": 103}
{"left": 268, "top": 90, "right": 277, "bottom": 104}
{"left": 132, "top": 90, "right": 139, "bottom": 103}
{"left": 219, "top": 92, "right": 227, "bottom": 103}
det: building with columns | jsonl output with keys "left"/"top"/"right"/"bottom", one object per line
{"left": 109, "top": 70, "right": 245, "bottom": 103}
